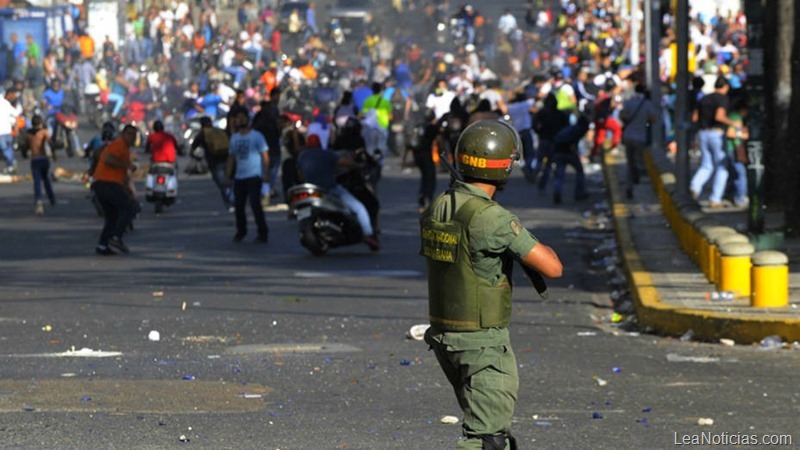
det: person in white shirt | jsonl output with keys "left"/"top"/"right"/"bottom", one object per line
{"left": 241, "top": 30, "right": 264, "bottom": 65}
{"left": 449, "top": 68, "right": 474, "bottom": 101}
{"left": 478, "top": 63, "right": 498, "bottom": 82}
{"left": 0, "top": 90, "right": 19, "bottom": 174}
{"left": 174, "top": 0, "right": 190, "bottom": 22}
{"left": 221, "top": 43, "right": 248, "bottom": 88}
{"left": 477, "top": 81, "right": 507, "bottom": 114}
{"left": 498, "top": 9, "right": 518, "bottom": 36}
{"left": 425, "top": 79, "right": 456, "bottom": 120}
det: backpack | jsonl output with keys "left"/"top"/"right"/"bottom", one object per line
{"left": 204, "top": 128, "right": 230, "bottom": 157}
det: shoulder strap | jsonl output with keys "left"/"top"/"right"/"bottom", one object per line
{"left": 454, "top": 195, "right": 493, "bottom": 227}
{"left": 623, "top": 97, "right": 647, "bottom": 130}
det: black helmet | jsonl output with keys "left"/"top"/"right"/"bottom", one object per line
{"left": 455, "top": 120, "right": 520, "bottom": 182}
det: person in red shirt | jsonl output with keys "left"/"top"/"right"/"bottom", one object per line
{"left": 145, "top": 120, "right": 178, "bottom": 164}
{"left": 270, "top": 28, "right": 281, "bottom": 62}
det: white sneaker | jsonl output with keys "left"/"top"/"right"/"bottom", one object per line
{"left": 35, "top": 200, "right": 44, "bottom": 216}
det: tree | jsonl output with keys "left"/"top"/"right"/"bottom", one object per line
{"left": 763, "top": 0, "right": 800, "bottom": 235}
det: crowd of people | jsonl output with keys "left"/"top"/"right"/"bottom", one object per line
{"left": 0, "top": 0, "right": 751, "bottom": 242}
{"left": 0, "top": 0, "right": 753, "bottom": 447}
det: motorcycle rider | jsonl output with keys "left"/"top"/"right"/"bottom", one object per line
{"left": 41, "top": 79, "right": 65, "bottom": 139}
{"left": 312, "top": 74, "right": 338, "bottom": 116}
{"left": 332, "top": 117, "right": 380, "bottom": 233}
{"left": 145, "top": 120, "right": 178, "bottom": 165}
{"left": 297, "top": 134, "right": 380, "bottom": 252}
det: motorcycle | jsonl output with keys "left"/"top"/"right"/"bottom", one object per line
{"left": 51, "top": 106, "right": 83, "bottom": 158}
{"left": 84, "top": 83, "right": 112, "bottom": 130}
{"left": 145, "top": 162, "right": 178, "bottom": 213}
{"left": 287, "top": 183, "right": 364, "bottom": 256}
{"left": 330, "top": 18, "right": 345, "bottom": 46}
{"left": 449, "top": 17, "right": 468, "bottom": 48}
{"left": 182, "top": 117, "right": 207, "bottom": 175}
{"left": 435, "top": 20, "right": 448, "bottom": 45}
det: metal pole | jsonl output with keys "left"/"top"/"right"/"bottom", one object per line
{"left": 644, "top": 0, "right": 663, "bottom": 156}
{"left": 674, "top": 0, "right": 689, "bottom": 196}
{"left": 745, "top": 0, "right": 766, "bottom": 234}
{"left": 630, "top": 0, "right": 640, "bottom": 66}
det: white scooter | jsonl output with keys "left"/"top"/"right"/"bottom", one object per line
{"left": 145, "top": 162, "right": 178, "bottom": 213}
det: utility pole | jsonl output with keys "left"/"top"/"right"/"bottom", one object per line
{"left": 644, "top": 0, "right": 663, "bottom": 157}
{"left": 673, "top": 0, "right": 689, "bottom": 196}
{"left": 630, "top": 0, "right": 640, "bottom": 66}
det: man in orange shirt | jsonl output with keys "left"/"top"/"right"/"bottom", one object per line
{"left": 260, "top": 63, "right": 277, "bottom": 97}
{"left": 92, "top": 125, "right": 138, "bottom": 255}
{"left": 78, "top": 32, "right": 95, "bottom": 60}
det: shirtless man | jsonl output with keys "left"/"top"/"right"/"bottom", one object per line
{"left": 25, "top": 115, "right": 56, "bottom": 215}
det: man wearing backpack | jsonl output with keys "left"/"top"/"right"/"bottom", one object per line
{"left": 192, "top": 117, "right": 232, "bottom": 210}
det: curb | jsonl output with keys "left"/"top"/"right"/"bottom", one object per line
{"left": 602, "top": 149, "right": 800, "bottom": 344}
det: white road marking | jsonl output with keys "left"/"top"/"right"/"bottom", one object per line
{"left": 294, "top": 270, "right": 422, "bottom": 278}
{"left": 5, "top": 347, "right": 122, "bottom": 358}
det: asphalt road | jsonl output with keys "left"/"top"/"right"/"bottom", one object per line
{"left": 1, "top": 145, "right": 799, "bottom": 449}
{"left": 1, "top": 2, "right": 799, "bottom": 448}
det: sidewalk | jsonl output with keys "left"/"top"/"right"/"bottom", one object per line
{"left": 603, "top": 147, "right": 800, "bottom": 344}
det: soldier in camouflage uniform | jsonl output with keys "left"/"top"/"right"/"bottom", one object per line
{"left": 420, "top": 120, "right": 563, "bottom": 449}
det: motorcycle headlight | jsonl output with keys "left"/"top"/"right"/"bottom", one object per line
{"left": 183, "top": 129, "right": 192, "bottom": 139}
{"left": 437, "top": 23, "right": 446, "bottom": 31}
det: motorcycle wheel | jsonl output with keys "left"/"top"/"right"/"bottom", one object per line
{"left": 301, "top": 226, "right": 327, "bottom": 256}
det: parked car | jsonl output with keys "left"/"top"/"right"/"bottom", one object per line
{"left": 278, "top": 1, "right": 310, "bottom": 34}
{"left": 328, "top": 0, "right": 373, "bottom": 37}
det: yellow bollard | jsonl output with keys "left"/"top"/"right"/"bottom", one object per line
{"left": 690, "top": 217, "right": 714, "bottom": 267}
{"left": 713, "top": 234, "right": 749, "bottom": 279}
{"left": 718, "top": 242, "right": 755, "bottom": 298}
{"left": 701, "top": 227, "right": 736, "bottom": 283}
{"left": 751, "top": 251, "right": 790, "bottom": 308}
{"left": 683, "top": 210, "right": 705, "bottom": 263}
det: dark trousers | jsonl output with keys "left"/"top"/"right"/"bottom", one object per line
{"left": 208, "top": 160, "right": 231, "bottom": 207}
{"left": 31, "top": 157, "right": 55, "bottom": 203}
{"left": 234, "top": 176, "right": 268, "bottom": 239}
{"left": 519, "top": 128, "right": 535, "bottom": 172}
{"left": 623, "top": 139, "right": 646, "bottom": 189}
{"left": 536, "top": 139, "right": 556, "bottom": 191}
{"left": 281, "top": 157, "right": 297, "bottom": 202}
{"left": 93, "top": 181, "right": 134, "bottom": 247}
{"left": 552, "top": 152, "right": 586, "bottom": 198}
{"left": 414, "top": 152, "right": 436, "bottom": 208}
